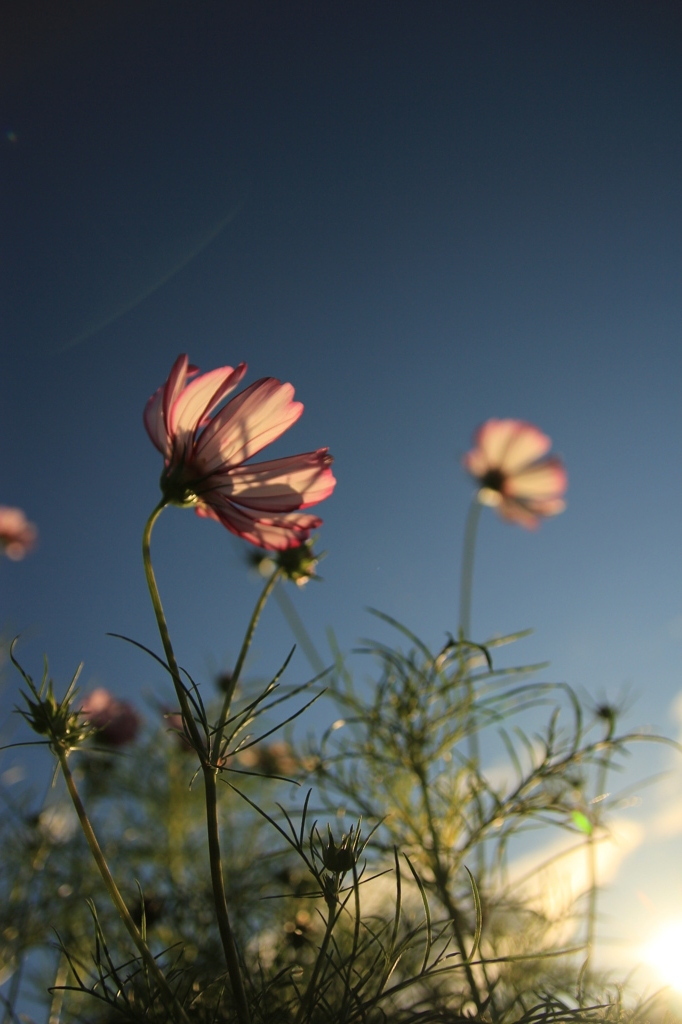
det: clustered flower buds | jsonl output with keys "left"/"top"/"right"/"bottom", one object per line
{"left": 17, "top": 671, "right": 90, "bottom": 753}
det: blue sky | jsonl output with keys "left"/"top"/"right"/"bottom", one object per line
{"left": 2, "top": 0, "right": 682, "bottom": 992}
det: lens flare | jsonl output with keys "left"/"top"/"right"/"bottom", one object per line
{"left": 642, "top": 920, "right": 682, "bottom": 991}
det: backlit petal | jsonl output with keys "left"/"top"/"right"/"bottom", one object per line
{"left": 498, "top": 494, "right": 566, "bottom": 528}
{"left": 195, "top": 378, "right": 304, "bottom": 472}
{"left": 471, "top": 420, "right": 523, "bottom": 468}
{"left": 504, "top": 459, "right": 568, "bottom": 499}
{"left": 196, "top": 499, "right": 322, "bottom": 550}
{"left": 497, "top": 422, "right": 552, "bottom": 473}
{"left": 472, "top": 419, "right": 551, "bottom": 473}
{"left": 143, "top": 385, "right": 168, "bottom": 455}
{"left": 209, "top": 450, "right": 336, "bottom": 511}
{"left": 462, "top": 448, "right": 489, "bottom": 477}
{"left": 497, "top": 499, "right": 543, "bottom": 529}
{"left": 529, "top": 497, "right": 566, "bottom": 516}
{"left": 162, "top": 354, "right": 191, "bottom": 434}
{"left": 168, "top": 363, "right": 247, "bottom": 440}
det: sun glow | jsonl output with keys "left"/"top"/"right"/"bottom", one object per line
{"left": 642, "top": 920, "right": 682, "bottom": 992}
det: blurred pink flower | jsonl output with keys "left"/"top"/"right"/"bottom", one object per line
{"left": 0, "top": 506, "right": 37, "bottom": 560}
{"left": 144, "top": 354, "right": 336, "bottom": 550}
{"left": 80, "top": 688, "right": 140, "bottom": 746}
{"left": 463, "top": 419, "right": 567, "bottom": 529}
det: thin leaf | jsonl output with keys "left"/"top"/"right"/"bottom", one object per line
{"left": 464, "top": 865, "right": 483, "bottom": 961}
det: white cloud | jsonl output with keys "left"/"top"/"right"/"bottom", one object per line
{"left": 505, "top": 817, "right": 644, "bottom": 923}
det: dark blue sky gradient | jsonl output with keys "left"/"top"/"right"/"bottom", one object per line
{"left": 2, "top": 0, "right": 682, "bottom": 978}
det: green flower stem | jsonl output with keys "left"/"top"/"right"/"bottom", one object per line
{"left": 142, "top": 503, "right": 205, "bottom": 755}
{"left": 143, "top": 503, "right": 251, "bottom": 1024}
{"left": 56, "top": 747, "right": 190, "bottom": 1024}
{"left": 458, "top": 495, "right": 483, "bottom": 643}
{"left": 582, "top": 750, "right": 610, "bottom": 997}
{"left": 458, "top": 496, "right": 485, "bottom": 874}
{"left": 414, "top": 762, "right": 484, "bottom": 1014}
{"left": 211, "top": 565, "right": 283, "bottom": 764}
{"left": 203, "top": 765, "right": 252, "bottom": 1024}
{"left": 293, "top": 900, "right": 338, "bottom": 1024}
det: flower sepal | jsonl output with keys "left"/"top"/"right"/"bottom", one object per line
{"left": 321, "top": 823, "right": 361, "bottom": 875}
{"left": 159, "top": 469, "right": 200, "bottom": 509}
{"left": 12, "top": 644, "right": 90, "bottom": 754}
{"left": 250, "top": 538, "right": 325, "bottom": 587}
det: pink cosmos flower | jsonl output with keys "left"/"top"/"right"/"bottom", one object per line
{"left": 463, "top": 419, "right": 567, "bottom": 529}
{"left": 0, "top": 506, "right": 37, "bottom": 560}
{"left": 80, "top": 688, "right": 141, "bottom": 746}
{"left": 144, "top": 355, "right": 336, "bottom": 550}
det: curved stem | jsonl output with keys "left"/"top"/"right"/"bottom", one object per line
{"left": 211, "top": 566, "right": 283, "bottom": 764}
{"left": 142, "top": 503, "right": 250, "bottom": 1024}
{"left": 142, "top": 503, "right": 205, "bottom": 755}
{"left": 458, "top": 496, "right": 483, "bottom": 643}
{"left": 56, "top": 748, "right": 190, "bottom": 1024}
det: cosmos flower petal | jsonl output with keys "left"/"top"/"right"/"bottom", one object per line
{"left": 497, "top": 500, "right": 544, "bottom": 529}
{"left": 499, "top": 495, "right": 566, "bottom": 528}
{"left": 461, "top": 448, "right": 488, "bottom": 478}
{"left": 196, "top": 500, "right": 322, "bottom": 550}
{"left": 497, "top": 423, "right": 552, "bottom": 473}
{"left": 469, "top": 419, "right": 515, "bottom": 465}
{"left": 471, "top": 419, "right": 552, "bottom": 473}
{"left": 144, "top": 355, "right": 200, "bottom": 456}
{"left": 195, "top": 378, "right": 304, "bottom": 472}
{"left": 143, "top": 385, "right": 168, "bottom": 455}
{"left": 168, "top": 363, "right": 247, "bottom": 440}
{"left": 532, "top": 497, "right": 566, "bottom": 515}
{"left": 162, "top": 354, "right": 192, "bottom": 432}
{"left": 212, "top": 450, "right": 336, "bottom": 511}
{"left": 504, "top": 459, "right": 568, "bottom": 499}
{"left": 469, "top": 420, "right": 520, "bottom": 469}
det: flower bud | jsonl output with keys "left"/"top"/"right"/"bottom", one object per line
{"left": 250, "top": 540, "right": 324, "bottom": 587}
{"left": 321, "top": 825, "right": 360, "bottom": 874}
{"left": 19, "top": 676, "right": 89, "bottom": 753}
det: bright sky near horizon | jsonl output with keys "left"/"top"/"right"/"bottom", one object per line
{"left": 2, "top": 0, "right": 681, "bottom": 1000}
